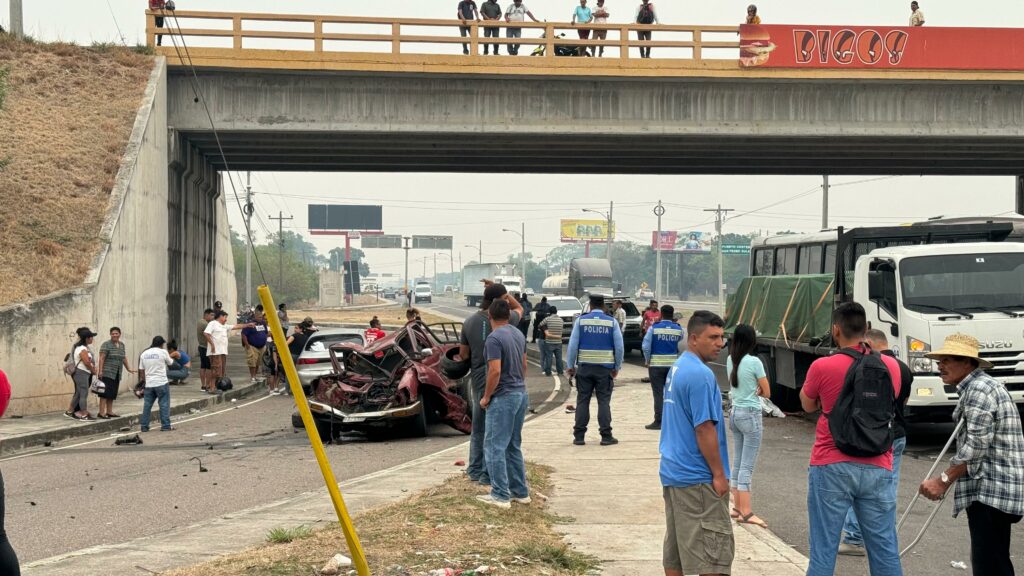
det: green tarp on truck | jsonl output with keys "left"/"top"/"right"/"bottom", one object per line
{"left": 724, "top": 274, "right": 837, "bottom": 346}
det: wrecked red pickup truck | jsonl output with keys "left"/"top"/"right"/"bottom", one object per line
{"left": 293, "top": 321, "right": 473, "bottom": 440}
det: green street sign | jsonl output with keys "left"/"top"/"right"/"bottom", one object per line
{"left": 721, "top": 244, "right": 751, "bottom": 255}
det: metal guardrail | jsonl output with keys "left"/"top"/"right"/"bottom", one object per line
{"left": 146, "top": 10, "right": 740, "bottom": 61}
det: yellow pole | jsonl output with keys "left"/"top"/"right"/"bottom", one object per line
{"left": 257, "top": 285, "right": 370, "bottom": 575}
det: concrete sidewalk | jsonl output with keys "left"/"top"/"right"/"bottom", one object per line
{"left": 0, "top": 341, "right": 261, "bottom": 456}
{"left": 25, "top": 363, "right": 809, "bottom": 575}
{"left": 526, "top": 362, "right": 808, "bottom": 575}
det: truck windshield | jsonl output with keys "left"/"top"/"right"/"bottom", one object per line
{"left": 900, "top": 253, "right": 1024, "bottom": 313}
{"left": 583, "top": 278, "right": 613, "bottom": 289}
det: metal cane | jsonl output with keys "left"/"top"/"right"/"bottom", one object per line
{"left": 897, "top": 417, "right": 965, "bottom": 558}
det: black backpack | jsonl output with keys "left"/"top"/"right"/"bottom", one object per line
{"left": 637, "top": 4, "right": 655, "bottom": 24}
{"left": 827, "top": 348, "right": 895, "bottom": 457}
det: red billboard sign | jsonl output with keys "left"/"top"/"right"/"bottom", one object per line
{"left": 740, "top": 24, "right": 1024, "bottom": 70}
{"left": 652, "top": 231, "right": 678, "bottom": 251}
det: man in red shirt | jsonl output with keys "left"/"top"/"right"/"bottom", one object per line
{"left": 799, "top": 302, "right": 903, "bottom": 576}
{"left": 640, "top": 300, "right": 661, "bottom": 383}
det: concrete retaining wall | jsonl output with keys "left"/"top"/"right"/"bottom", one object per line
{"left": 0, "top": 58, "right": 237, "bottom": 416}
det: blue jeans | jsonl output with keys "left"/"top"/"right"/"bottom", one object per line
{"left": 842, "top": 436, "right": 907, "bottom": 546}
{"left": 167, "top": 363, "right": 190, "bottom": 382}
{"left": 483, "top": 390, "right": 529, "bottom": 502}
{"left": 729, "top": 406, "right": 763, "bottom": 492}
{"left": 467, "top": 368, "right": 490, "bottom": 484}
{"left": 539, "top": 341, "right": 564, "bottom": 375}
{"left": 141, "top": 384, "right": 171, "bottom": 430}
{"left": 807, "top": 462, "right": 903, "bottom": 576}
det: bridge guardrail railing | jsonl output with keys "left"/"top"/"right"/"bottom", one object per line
{"left": 146, "top": 10, "right": 741, "bottom": 63}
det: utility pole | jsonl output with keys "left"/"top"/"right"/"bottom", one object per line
{"left": 244, "top": 172, "right": 253, "bottom": 307}
{"left": 822, "top": 174, "right": 830, "bottom": 230}
{"left": 520, "top": 222, "right": 526, "bottom": 292}
{"left": 704, "top": 204, "right": 735, "bottom": 314}
{"left": 478, "top": 240, "right": 483, "bottom": 263}
{"left": 269, "top": 211, "right": 293, "bottom": 294}
{"left": 10, "top": 0, "right": 23, "bottom": 38}
{"left": 607, "top": 201, "right": 614, "bottom": 264}
{"left": 403, "top": 236, "right": 411, "bottom": 298}
{"left": 654, "top": 200, "right": 665, "bottom": 300}
{"left": 433, "top": 253, "right": 438, "bottom": 293}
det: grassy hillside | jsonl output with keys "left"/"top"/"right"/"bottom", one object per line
{"left": 0, "top": 35, "right": 154, "bottom": 306}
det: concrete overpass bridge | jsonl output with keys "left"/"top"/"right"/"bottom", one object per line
{"left": 152, "top": 10, "right": 1024, "bottom": 209}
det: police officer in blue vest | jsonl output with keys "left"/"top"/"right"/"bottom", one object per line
{"left": 566, "top": 294, "right": 624, "bottom": 446}
{"left": 641, "top": 304, "right": 684, "bottom": 430}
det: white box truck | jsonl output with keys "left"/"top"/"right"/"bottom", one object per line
{"left": 462, "top": 263, "right": 520, "bottom": 307}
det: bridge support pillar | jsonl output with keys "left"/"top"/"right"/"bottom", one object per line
{"left": 1017, "top": 176, "right": 1024, "bottom": 215}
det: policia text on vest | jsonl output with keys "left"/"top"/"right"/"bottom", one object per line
{"left": 567, "top": 299, "right": 625, "bottom": 446}
{"left": 641, "top": 307, "right": 684, "bottom": 429}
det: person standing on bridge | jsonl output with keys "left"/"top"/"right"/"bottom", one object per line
{"left": 504, "top": 0, "right": 539, "bottom": 56}
{"left": 592, "top": 0, "right": 610, "bottom": 57}
{"left": 572, "top": 0, "right": 594, "bottom": 56}
{"left": 457, "top": 0, "right": 482, "bottom": 55}
{"left": 918, "top": 333, "right": 1024, "bottom": 576}
{"left": 634, "top": 0, "right": 659, "bottom": 58}
{"left": 149, "top": 0, "right": 166, "bottom": 47}
{"left": 566, "top": 294, "right": 623, "bottom": 446}
{"left": 745, "top": 4, "right": 761, "bottom": 25}
{"left": 480, "top": 0, "right": 503, "bottom": 55}
{"left": 460, "top": 284, "right": 523, "bottom": 487}
{"left": 909, "top": 1, "right": 926, "bottom": 26}
{"left": 641, "top": 304, "right": 683, "bottom": 431}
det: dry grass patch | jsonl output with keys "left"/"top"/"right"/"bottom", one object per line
{"left": 164, "top": 463, "right": 597, "bottom": 576}
{"left": 296, "top": 308, "right": 456, "bottom": 328}
{"left": 0, "top": 35, "right": 153, "bottom": 306}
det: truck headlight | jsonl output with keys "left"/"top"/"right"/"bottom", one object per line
{"left": 907, "top": 337, "right": 937, "bottom": 374}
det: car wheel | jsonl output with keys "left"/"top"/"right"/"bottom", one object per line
{"left": 407, "top": 397, "right": 430, "bottom": 438}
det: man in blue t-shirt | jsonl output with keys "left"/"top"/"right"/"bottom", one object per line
{"left": 241, "top": 310, "right": 270, "bottom": 383}
{"left": 660, "top": 310, "right": 733, "bottom": 576}
{"left": 477, "top": 299, "right": 530, "bottom": 509}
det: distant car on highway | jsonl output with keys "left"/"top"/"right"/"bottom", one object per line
{"left": 295, "top": 328, "right": 366, "bottom": 394}
{"left": 636, "top": 288, "right": 655, "bottom": 300}
{"left": 414, "top": 282, "right": 433, "bottom": 304}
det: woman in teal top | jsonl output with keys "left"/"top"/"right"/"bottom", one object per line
{"left": 726, "top": 324, "right": 771, "bottom": 528}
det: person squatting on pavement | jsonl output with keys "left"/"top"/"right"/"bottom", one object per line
{"left": 660, "top": 310, "right": 732, "bottom": 576}
{"left": 0, "top": 368, "right": 20, "bottom": 575}
{"left": 566, "top": 294, "right": 623, "bottom": 446}
{"left": 725, "top": 324, "right": 771, "bottom": 529}
{"left": 137, "top": 336, "right": 177, "bottom": 432}
{"left": 476, "top": 298, "right": 531, "bottom": 509}
{"left": 642, "top": 304, "right": 683, "bottom": 431}
{"left": 459, "top": 283, "right": 523, "bottom": 487}
{"left": 918, "top": 333, "right": 1024, "bottom": 576}
{"left": 166, "top": 340, "right": 191, "bottom": 384}
{"left": 839, "top": 328, "right": 912, "bottom": 556}
{"left": 799, "top": 302, "right": 903, "bottom": 576}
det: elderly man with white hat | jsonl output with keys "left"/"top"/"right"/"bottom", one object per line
{"left": 918, "top": 333, "right": 1024, "bottom": 576}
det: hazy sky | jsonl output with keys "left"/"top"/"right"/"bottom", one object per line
{"left": 3, "top": 1, "right": 1019, "bottom": 275}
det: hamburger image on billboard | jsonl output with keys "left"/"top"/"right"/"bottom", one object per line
{"left": 739, "top": 25, "right": 776, "bottom": 67}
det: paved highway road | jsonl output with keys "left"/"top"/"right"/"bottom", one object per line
{"left": 5, "top": 370, "right": 567, "bottom": 563}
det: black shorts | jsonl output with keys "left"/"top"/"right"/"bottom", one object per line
{"left": 198, "top": 346, "right": 211, "bottom": 370}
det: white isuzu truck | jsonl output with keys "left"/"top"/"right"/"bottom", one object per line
{"left": 726, "top": 220, "right": 1024, "bottom": 421}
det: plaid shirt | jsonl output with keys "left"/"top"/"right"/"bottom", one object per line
{"left": 950, "top": 369, "right": 1024, "bottom": 518}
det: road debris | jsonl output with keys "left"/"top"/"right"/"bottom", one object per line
{"left": 189, "top": 457, "right": 208, "bottom": 473}
{"left": 950, "top": 561, "right": 967, "bottom": 570}
{"left": 114, "top": 435, "right": 143, "bottom": 446}
{"left": 320, "top": 553, "right": 353, "bottom": 575}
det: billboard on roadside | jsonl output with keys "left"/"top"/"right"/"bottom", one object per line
{"left": 652, "top": 231, "right": 678, "bottom": 251}
{"left": 561, "top": 219, "right": 616, "bottom": 243}
{"left": 308, "top": 204, "right": 383, "bottom": 231}
{"left": 677, "top": 232, "right": 713, "bottom": 254}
